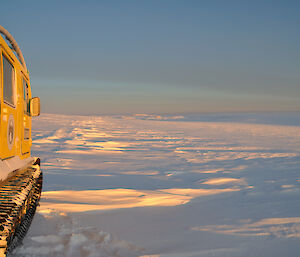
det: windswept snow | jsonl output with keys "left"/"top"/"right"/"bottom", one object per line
{"left": 11, "top": 113, "right": 300, "bottom": 257}
{"left": 41, "top": 187, "right": 240, "bottom": 212}
{"left": 192, "top": 216, "right": 300, "bottom": 237}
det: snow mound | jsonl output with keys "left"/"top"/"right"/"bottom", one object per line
{"left": 12, "top": 210, "right": 142, "bottom": 257}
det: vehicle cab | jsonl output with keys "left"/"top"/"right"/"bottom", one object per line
{"left": 0, "top": 27, "right": 40, "bottom": 182}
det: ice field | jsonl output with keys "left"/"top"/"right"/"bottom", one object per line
{"left": 12, "top": 113, "right": 300, "bottom": 257}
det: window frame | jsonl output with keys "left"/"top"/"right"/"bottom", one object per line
{"left": 22, "top": 77, "right": 30, "bottom": 115}
{"left": 2, "top": 51, "right": 16, "bottom": 108}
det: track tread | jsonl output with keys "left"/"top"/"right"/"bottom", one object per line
{"left": 0, "top": 165, "right": 42, "bottom": 257}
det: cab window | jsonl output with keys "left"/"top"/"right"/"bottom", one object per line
{"left": 23, "top": 79, "right": 29, "bottom": 114}
{"left": 3, "top": 55, "right": 15, "bottom": 106}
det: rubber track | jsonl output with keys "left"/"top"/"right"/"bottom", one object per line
{"left": 0, "top": 165, "right": 42, "bottom": 257}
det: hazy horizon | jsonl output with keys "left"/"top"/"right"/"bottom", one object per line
{"left": 2, "top": 0, "right": 300, "bottom": 114}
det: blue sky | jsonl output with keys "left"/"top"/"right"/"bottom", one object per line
{"left": 1, "top": 0, "right": 300, "bottom": 114}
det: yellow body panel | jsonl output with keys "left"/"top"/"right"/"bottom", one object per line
{"left": 0, "top": 35, "right": 32, "bottom": 161}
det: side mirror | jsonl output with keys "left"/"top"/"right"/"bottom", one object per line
{"left": 30, "top": 97, "right": 41, "bottom": 117}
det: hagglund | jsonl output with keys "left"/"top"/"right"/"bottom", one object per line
{"left": 0, "top": 26, "right": 42, "bottom": 256}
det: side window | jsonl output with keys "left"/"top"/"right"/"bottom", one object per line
{"left": 23, "top": 79, "right": 29, "bottom": 114}
{"left": 3, "top": 55, "right": 15, "bottom": 106}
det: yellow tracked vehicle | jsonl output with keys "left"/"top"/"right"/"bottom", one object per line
{"left": 0, "top": 26, "right": 42, "bottom": 256}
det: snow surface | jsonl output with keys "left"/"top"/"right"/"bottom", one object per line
{"left": 11, "top": 113, "right": 300, "bottom": 257}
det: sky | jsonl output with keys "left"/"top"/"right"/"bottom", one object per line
{"left": 1, "top": 0, "right": 300, "bottom": 115}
